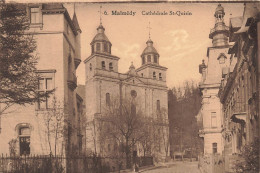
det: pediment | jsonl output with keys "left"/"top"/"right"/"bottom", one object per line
{"left": 123, "top": 76, "right": 145, "bottom": 85}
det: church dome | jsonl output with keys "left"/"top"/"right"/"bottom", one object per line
{"left": 90, "top": 24, "right": 112, "bottom": 54}
{"left": 141, "top": 38, "right": 160, "bottom": 65}
{"left": 141, "top": 39, "right": 159, "bottom": 56}
{"left": 91, "top": 24, "right": 111, "bottom": 44}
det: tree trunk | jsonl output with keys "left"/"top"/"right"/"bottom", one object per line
{"left": 125, "top": 139, "right": 131, "bottom": 169}
{"left": 47, "top": 120, "right": 52, "bottom": 154}
{"left": 55, "top": 122, "right": 58, "bottom": 157}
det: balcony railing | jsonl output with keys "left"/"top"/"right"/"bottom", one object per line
{"left": 67, "top": 72, "right": 77, "bottom": 91}
{"left": 209, "top": 25, "right": 229, "bottom": 38}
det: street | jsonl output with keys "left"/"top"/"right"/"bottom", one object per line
{"left": 141, "top": 161, "right": 201, "bottom": 173}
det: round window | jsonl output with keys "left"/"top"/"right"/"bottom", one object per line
{"left": 131, "top": 90, "right": 137, "bottom": 98}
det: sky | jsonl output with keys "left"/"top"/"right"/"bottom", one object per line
{"left": 62, "top": 2, "right": 244, "bottom": 88}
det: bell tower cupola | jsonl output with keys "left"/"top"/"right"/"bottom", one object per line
{"left": 90, "top": 24, "right": 112, "bottom": 55}
{"left": 90, "top": 6, "right": 112, "bottom": 55}
{"left": 209, "top": 4, "right": 229, "bottom": 47}
{"left": 141, "top": 39, "right": 160, "bottom": 65}
{"left": 141, "top": 22, "right": 160, "bottom": 66}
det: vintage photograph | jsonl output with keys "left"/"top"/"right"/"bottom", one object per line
{"left": 0, "top": 1, "right": 259, "bottom": 172}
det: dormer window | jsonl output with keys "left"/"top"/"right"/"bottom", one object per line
{"left": 147, "top": 55, "right": 151, "bottom": 63}
{"left": 30, "top": 7, "right": 40, "bottom": 24}
{"left": 96, "top": 43, "right": 101, "bottom": 52}
{"left": 153, "top": 72, "right": 156, "bottom": 79}
{"left": 102, "top": 61, "right": 105, "bottom": 69}
{"left": 109, "top": 62, "right": 113, "bottom": 71}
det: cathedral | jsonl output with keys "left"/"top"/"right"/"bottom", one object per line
{"left": 84, "top": 22, "right": 169, "bottom": 160}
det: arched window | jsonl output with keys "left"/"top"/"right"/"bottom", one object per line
{"left": 153, "top": 72, "right": 156, "bottom": 79}
{"left": 147, "top": 55, "right": 151, "bottom": 62}
{"left": 157, "top": 100, "right": 160, "bottom": 111}
{"left": 91, "top": 45, "right": 94, "bottom": 54}
{"left": 108, "top": 45, "right": 111, "bottom": 54}
{"left": 96, "top": 43, "right": 101, "bottom": 51}
{"left": 219, "top": 56, "right": 225, "bottom": 64}
{"left": 154, "top": 55, "right": 158, "bottom": 63}
{"left": 142, "top": 56, "right": 145, "bottom": 65}
{"left": 218, "top": 53, "right": 227, "bottom": 64}
{"left": 109, "top": 62, "right": 113, "bottom": 71}
{"left": 159, "top": 73, "right": 162, "bottom": 80}
{"left": 102, "top": 61, "right": 105, "bottom": 69}
{"left": 106, "top": 93, "right": 110, "bottom": 106}
{"left": 90, "top": 63, "right": 92, "bottom": 71}
{"left": 19, "top": 126, "right": 31, "bottom": 155}
{"left": 104, "top": 43, "right": 108, "bottom": 52}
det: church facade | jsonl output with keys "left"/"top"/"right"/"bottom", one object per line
{"left": 84, "top": 23, "right": 169, "bottom": 160}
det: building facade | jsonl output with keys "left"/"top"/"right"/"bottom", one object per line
{"left": 218, "top": 3, "right": 260, "bottom": 172}
{"left": 84, "top": 23, "right": 169, "bottom": 160}
{"left": 198, "top": 4, "right": 231, "bottom": 154}
{"left": 0, "top": 4, "right": 84, "bottom": 157}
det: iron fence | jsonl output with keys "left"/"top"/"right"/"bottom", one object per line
{"left": 0, "top": 154, "right": 153, "bottom": 173}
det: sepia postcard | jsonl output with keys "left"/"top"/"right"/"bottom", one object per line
{"left": 0, "top": 0, "right": 259, "bottom": 173}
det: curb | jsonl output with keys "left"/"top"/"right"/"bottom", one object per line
{"left": 138, "top": 165, "right": 165, "bottom": 172}
{"left": 109, "top": 165, "right": 156, "bottom": 173}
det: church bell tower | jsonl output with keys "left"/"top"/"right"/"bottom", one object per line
{"left": 198, "top": 4, "right": 231, "bottom": 154}
{"left": 136, "top": 24, "right": 167, "bottom": 81}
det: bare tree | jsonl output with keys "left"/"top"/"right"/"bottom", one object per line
{"left": 43, "top": 97, "right": 65, "bottom": 156}
{"left": 101, "top": 97, "right": 147, "bottom": 168}
{"left": 158, "top": 108, "right": 170, "bottom": 158}
{"left": 138, "top": 119, "right": 153, "bottom": 157}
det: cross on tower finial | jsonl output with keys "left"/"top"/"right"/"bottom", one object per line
{"left": 147, "top": 22, "right": 152, "bottom": 39}
{"left": 98, "top": 5, "right": 102, "bottom": 25}
{"left": 73, "top": 3, "right": 75, "bottom": 14}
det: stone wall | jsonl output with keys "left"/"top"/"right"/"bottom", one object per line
{"left": 199, "top": 154, "right": 224, "bottom": 173}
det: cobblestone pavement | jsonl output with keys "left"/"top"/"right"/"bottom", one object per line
{"left": 141, "top": 161, "right": 201, "bottom": 173}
